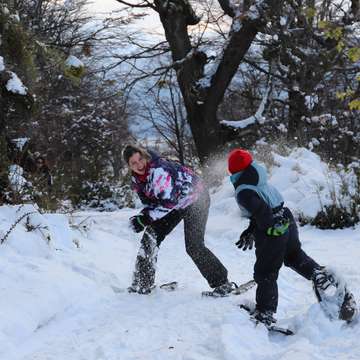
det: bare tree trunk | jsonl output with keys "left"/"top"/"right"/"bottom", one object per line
{"left": 185, "top": 104, "right": 220, "bottom": 162}
{"left": 288, "top": 88, "right": 307, "bottom": 141}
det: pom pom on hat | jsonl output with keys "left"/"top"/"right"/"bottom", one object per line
{"left": 228, "top": 149, "right": 253, "bottom": 174}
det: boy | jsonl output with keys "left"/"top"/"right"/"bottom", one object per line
{"left": 228, "top": 148, "right": 356, "bottom": 324}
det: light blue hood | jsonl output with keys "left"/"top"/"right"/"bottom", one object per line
{"left": 231, "top": 161, "right": 284, "bottom": 218}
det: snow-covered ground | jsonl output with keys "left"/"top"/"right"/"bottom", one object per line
{"left": 1, "top": 149, "right": 359, "bottom": 360}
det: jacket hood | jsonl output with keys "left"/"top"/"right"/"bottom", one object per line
{"left": 229, "top": 161, "right": 268, "bottom": 187}
{"left": 253, "top": 162, "right": 268, "bottom": 186}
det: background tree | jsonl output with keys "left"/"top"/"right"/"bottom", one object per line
{"left": 114, "top": 0, "right": 285, "bottom": 164}
{"left": 137, "top": 71, "right": 195, "bottom": 164}
{"left": 110, "top": 0, "right": 359, "bottom": 167}
{"left": 0, "top": 0, "right": 132, "bottom": 208}
{"left": 218, "top": 0, "right": 359, "bottom": 164}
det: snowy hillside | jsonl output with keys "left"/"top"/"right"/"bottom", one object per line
{"left": 0, "top": 149, "right": 359, "bottom": 360}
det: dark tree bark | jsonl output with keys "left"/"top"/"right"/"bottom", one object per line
{"left": 287, "top": 88, "right": 307, "bottom": 140}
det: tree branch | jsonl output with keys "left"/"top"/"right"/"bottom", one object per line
{"left": 116, "top": 0, "right": 156, "bottom": 9}
{"left": 217, "top": 0, "right": 236, "bottom": 18}
{"left": 204, "top": 0, "right": 280, "bottom": 111}
{"left": 204, "top": 16, "right": 264, "bottom": 111}
{"left": 222, "top": 73, "right": 272, "bottom": 129}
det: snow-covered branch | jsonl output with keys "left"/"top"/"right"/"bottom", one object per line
{"left": 6, "top": 72, "right": 28, "bottom": 94}
{"left": 221, "top": 78, "right": 271, "bottom": 129}
{"left": 116, "top": 0, "right": 156, "bottom": 9}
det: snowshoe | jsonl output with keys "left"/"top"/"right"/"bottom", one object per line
{"left": 231, "top": 279, "right": 256, "bottom": 295}
{"left": 202, "top": 281, "right": 238, "bottom": 297}
{"left": 312, "top": 267, "right": 358, "bottom": 322}
{"left": 127, "top": 284, "right": 155, "bottom": 295}
{"left": 202, "top": 280, "right": 256, "bottom": 298}
{"left": 239, "top": 303, "right": 294, "bottom": 336}
{"left": 339, "top": 291, "right": 358, "bottom": 322}
{"left": 159, "top": 281, "right": 178, "bottom": 291}
{"left": 114, "top": 282, "right": 178, "bottom": 295}
{"left": 110, "top": 285, "right": 154, "bottom": 294}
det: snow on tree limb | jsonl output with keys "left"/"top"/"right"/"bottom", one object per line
{"left": 116, "top": 0, "right": 156, "bottom": 9}
{"left": 221, "top": 78, "right": 272, "bottom": 129}
{"left": 0, "top": 56, "right": 4, "bottom": 72}
{"left": 6, "top": 72, "right": 28, "bottom": 95}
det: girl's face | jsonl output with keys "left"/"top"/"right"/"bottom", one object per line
{"left": 128, "top": 152, "right": 148, "bottom": 175}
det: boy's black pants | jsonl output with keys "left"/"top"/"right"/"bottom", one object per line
{"left": 131, "top": 189, "right": 228, "bottom": 291}
{"left": 254, "top": 207, "right": 321, "bottom": 313}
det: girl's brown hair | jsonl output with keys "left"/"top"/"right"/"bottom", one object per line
{"left": 122, "top": 144, "right": 151, "bottom": 164}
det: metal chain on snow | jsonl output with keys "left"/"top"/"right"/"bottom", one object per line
{"left": 0, "top": 211, "right": 38, "bottom": 244}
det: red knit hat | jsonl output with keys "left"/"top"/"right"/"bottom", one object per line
{"left": 228, "top": 149, "right": 253, "bottom": 174}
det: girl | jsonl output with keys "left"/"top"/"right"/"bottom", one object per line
{"left": 123, "top": 144, "right": 234, "bottom": 295}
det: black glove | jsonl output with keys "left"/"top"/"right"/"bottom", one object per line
{"left": 129, "top": 214, "right": 152, "bottom": 233}
{"left": 236, "top": 225, "right": 255, "bottom": 251}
